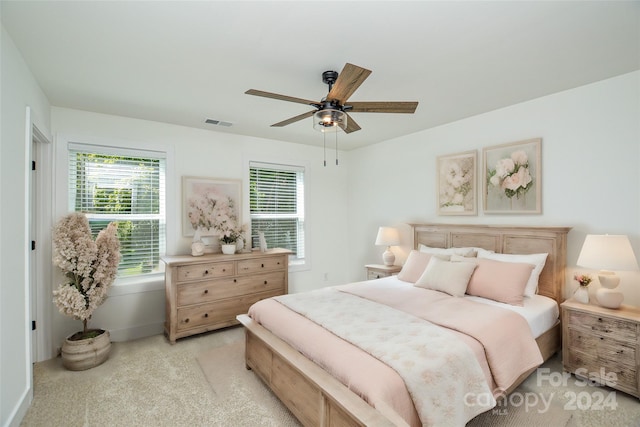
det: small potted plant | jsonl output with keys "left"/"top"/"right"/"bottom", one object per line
{"left": 218, "top": 222, "right": 246, "bottom": 254}
{"left": 52, "top": 213, "right": 120, "bottom": 370}
{"left": 573, "top": 273, "right": 592, "bottom": 304}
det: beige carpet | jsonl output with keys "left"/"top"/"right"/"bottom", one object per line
{"left": 198, "top": 336, "right": 640, "bottom": 427}
{"left": 22, "top": 326, "right": 640, "bottom": 426}
{"left": 196, "top": 341, "right": 300, "bottom": 426}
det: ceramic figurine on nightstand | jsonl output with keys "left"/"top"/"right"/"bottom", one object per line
{"left": 572, "top": 273, "right": 591, "bottom": 304}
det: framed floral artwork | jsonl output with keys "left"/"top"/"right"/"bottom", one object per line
{"left": 182, "top": 176, "right": 242, "bottom": 237}
{"left": 482, "top": 138, "right": 541, "bottom": 214}
{"left": 437, "top": 150, "right": 477, "bottom": 215}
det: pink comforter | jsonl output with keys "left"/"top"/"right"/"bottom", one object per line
{"left": 248, "top": 280, "right": 543, "bottom": 426}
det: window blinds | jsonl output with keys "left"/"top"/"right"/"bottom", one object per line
{"left": 68, "top": 144, "right": 166, "bottom": 277}
{"left": 249, "top": 162, "right": 305, "bottom": 264}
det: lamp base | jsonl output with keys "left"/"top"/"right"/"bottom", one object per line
{"left": 595, "top": 271, "right": 623, "bottom": 309}
{"left": 596, "top": 287, "right": 623, "bottom": 309}
{"left": 382, "top": 248, "right": 395, "bottom": 266}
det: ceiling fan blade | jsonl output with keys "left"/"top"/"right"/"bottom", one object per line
{"left": 348, "top": 101, "right": 418, "bottom": 114}
{"left": 271, "top": 110, "right": 315, "bottom": 127}
{"left": 327, "top": 63, "right": 372, "bottom": 104}
{"left": 245, "top": 89, "right": 317, "bottom": 106}
{"left": 344, "top": 113, "right": 361, "bottom": 134}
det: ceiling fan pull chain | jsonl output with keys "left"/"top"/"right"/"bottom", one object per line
{"left": 323, "top": 132, "right": 327, "bottom": 167}
{"left": 335, "top": 131, "right": 339, "bottom": 166}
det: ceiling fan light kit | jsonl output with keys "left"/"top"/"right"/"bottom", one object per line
{"left": 313, "top": 109, "right": 347, "bottom": 132}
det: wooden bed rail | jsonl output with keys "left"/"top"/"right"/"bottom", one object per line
{"left": 237, "top": 314, "right": 407, "bottom": 427}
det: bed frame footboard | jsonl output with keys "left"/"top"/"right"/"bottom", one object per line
{"left": 236, "top": 314, "right": 405, "bottom": 427}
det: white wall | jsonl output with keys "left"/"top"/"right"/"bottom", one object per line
{"left": 49, "top": 108, "right": 350, "bottom": 353}
{"left": 0, "top": 25, "right": 51, "bottom": 427}
{"left": 346, "top": 71, "right": 640, "bottom": 306}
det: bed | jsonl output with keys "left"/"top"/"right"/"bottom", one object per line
{"left": 236, "top": 223, "right": 570, "bottom": 426}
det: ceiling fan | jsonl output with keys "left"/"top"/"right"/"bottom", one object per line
{"left": 245, "top": 63, "right": 418, "bottom": 134}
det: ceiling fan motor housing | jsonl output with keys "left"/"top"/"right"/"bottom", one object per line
{"left": 322, "top": 70, "right": 339, "bottom": 88}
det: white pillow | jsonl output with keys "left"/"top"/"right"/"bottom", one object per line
{"left": 418, "top": 244, "right": 477, "bottom": 258}
{"left": 414, "top": 257, "right": 478, "bottom": 297}
{"left": 474, "top": 247, "right": 496, "bottom": 257}
{"left": 476, "top": 251, "right": 548, "bottom": 297}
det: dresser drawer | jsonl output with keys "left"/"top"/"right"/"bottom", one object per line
{"left": 177, "top": 289, "right": 282, "bottom": 331}
{"left": 177, "top": 271, "right": 286, "bottom": 306}
{"left": 566, "top": 310, "right": 636, "bottom": 341}
{"left": 237, "top": 256, "right": 287, "bottom": 275}
{"left": 177, "top": 261, "right": 234, "bottom": 282}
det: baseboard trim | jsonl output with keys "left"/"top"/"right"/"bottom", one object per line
{"left": 108, "top": 321, "right": 164, "bottom": 342}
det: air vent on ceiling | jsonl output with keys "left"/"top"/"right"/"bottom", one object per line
{"left": 205, "top": 118, "right": 233, "bottom": 127}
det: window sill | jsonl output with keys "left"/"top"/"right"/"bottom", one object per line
{"left": 109, "top": 273, "right": 165, "bottom": 296}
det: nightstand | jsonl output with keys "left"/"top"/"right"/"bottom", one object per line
{"left": 561, "top": 300, "right": 640, "bottom": 398}
{"left": 365, "top": 264, "right": 401, "bottom": 280}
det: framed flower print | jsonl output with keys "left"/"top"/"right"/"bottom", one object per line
{"left": 483, "top": 138, "right": 541, "bottom": 214}
{"left": 182, "top": 176, "right": 242, "bottom": 237}
{"left": 437, "top": 150, "right": 477, "bottom": 216}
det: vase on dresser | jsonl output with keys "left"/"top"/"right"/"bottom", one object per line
{"left": 221, "top": 244, "right": 236, "bottom": 255}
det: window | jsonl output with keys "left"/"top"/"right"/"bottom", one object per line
{"left": 68, "top": 143, "right": 166, "bottom": 278}
{"left": 249, "top": 162, "right": 306, "bottom": 268}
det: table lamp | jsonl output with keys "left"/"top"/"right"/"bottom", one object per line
{"left": 375, "top": 227, "right": 400, "bottom": 266}
{"left": 576, "top": 234, "right": 639, "bottom": 309}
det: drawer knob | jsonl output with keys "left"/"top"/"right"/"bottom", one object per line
{"left": 223, "top": 269, "right": 226, "bottom": 272}
{"left": 184, "top": 318, "right": 190, "bottom": 323}
{"left": 233, "top": 279, "right": 237, "bottom": 283}
{"left": 204, "top": 313, "right": 208, "bottom": 318}
{"left": 261, "top": 263, "right": 264, "bottom": 268}
{"left": 598, "top": 317, "right": 603, "bottom": 322}
{"left": 264, "top": 280, "right": 268, "bottom": 285}
{"left": 204, "top": 289, "right": 208, "bottom": 294}
{"left": 204, "top": 270, "right": 209, "bottom": 275}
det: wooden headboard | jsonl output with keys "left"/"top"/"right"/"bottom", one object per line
{"left": 410, "top": 223, "right": 571, "bottom": 305}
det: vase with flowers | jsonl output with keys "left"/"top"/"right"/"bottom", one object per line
{"left": 52, "top": 213, "right": 121, "bottom": 370}
{"left": 573, "top": 273, "right": 592, "bottom": 304}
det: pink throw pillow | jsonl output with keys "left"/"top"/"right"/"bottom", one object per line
{"left": 466, "top": 258, "right": 535, "bottom": 306}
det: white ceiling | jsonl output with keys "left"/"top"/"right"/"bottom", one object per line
{"left": 2, "top": 1, "right": 639, "bottom": 150}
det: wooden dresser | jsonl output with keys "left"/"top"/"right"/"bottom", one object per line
{"left": 562, "top": 300, "right": 640, "bottom": 398}
{"left": 162, "top": 248, "right": 290, "bottom": 343}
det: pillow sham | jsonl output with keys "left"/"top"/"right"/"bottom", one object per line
{"left": 476, "top": 251, "right": 548, "bottom": 297}
{"left": 466, "top": 258, "right": 535, "bottom": 306}
{"left": 397, "top": 250, "right": 433, "bottom": 283}
{"left": 418, "top": 244, "right": 478, "bottom": 258}
{"left": 414, "top": 256, "right": 477, "bottom": 297}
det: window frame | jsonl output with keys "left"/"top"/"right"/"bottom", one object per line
{"left": 60, "top": 138, "right": 170, "bottom": 289}
{"left": 248, "top": 160, "right": 309, "bottom": 272}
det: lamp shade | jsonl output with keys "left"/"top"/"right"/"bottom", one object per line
{"left": 577, "top": 235, "right": 639, "bottom": 271}
{"left": 375, "top": 227, "right": 400, "bottom": 246}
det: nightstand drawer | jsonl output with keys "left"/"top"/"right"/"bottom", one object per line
{"left": 566, "top": 349, "right": 637, "bottom": 391}
{"left": 367, "top": 270, "right": 390, "bottom": 280}
{"left": 566, "top": 309, "right": 636, "bottom": 341}
{"left": 567, "top": 329, "right": 635, "bottom": 367}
